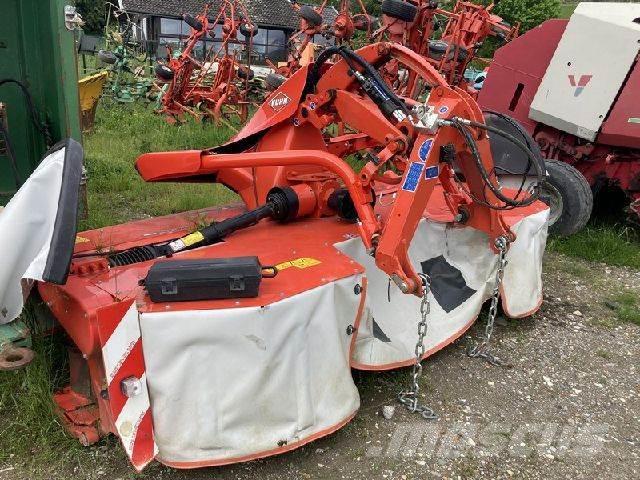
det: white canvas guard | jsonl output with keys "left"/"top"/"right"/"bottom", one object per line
{"left": 138, "top": 274, "right": 363, "bottom": 466}
{"left": 337, "top": 209, "right": 549, "bottom": 369}
{"left": 0, "top": 140, "right": 82, "bottom": 325}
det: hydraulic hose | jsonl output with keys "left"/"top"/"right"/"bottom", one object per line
{"left": 308, "top": 46, "right": 410, "bottom": 122}
{"left": 448, "top": 117, "right": 545, "bottom": 209}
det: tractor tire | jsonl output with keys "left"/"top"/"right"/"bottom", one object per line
{"left": 155, "top": 63, "right": 174, "bottom": 81}
{"left": 265, "top": 72, "right": 286, "bottom": 90}
{"left": 98, "top": 49, "right": 117, "bottom": 65}
{"left": 183, "top": 13, "right": 203, "bottom": 32}
{"left": 427, "top": 40, "right": 468, "bottom": 61}
{"left": 299, "top": 6, "right": 323, "bottom": 27}
{"left": 237, "top": 67, "right": 254, "bottom": 80}
{"left": 240, "top": 23, "right": 258, "bottom": 38}
{"left": 539, "top": 159, "right": 593, "bottom": 236}
{"left": 381, "top": 0, "right": 418, "bottom": 23}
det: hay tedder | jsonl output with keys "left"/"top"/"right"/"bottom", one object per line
{"left": 375, "top": 0, "right": 518, "bottom": 96}
{"left": 33, "top": 42, "right": 549, "bottom": 470}
{"left": 155, "top": 1, "right": 257, "bottom": 124}
{"left": 266, "top": 1, "right": 375, "bottom": 88}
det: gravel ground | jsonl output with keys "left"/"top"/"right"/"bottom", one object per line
{"left": 2, "top": 252, "right": 639, "bottom": 480}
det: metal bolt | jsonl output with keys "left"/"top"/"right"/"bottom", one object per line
{"left": 309, "top": 102, "right": 317, "bottom": 110}
{"left": 354, "top": 284, "right": 362, "bottom": 295}
{"left": 120, "top": 376, "right": 143, "bottom": 398}
{"left": 293, "top": 118, "right": 300, "bottom": 126}
{"left": 346, "top": 325, "right": 355, "bottom": 335}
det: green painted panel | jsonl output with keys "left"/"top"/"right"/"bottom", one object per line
{"left": 0, "top": 0, "right": 82, "bottom": 202}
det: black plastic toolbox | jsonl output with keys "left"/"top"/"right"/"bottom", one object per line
{"left": 144, "top": 256, "right": 276, "bottom": 303}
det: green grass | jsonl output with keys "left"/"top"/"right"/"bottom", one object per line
{"left": 0, "top": 305, "right": 83, "bottom": 472}
{"left": 548, "top": 222, "right": 640, "bottom": 270}
{"left": 606, "top": 292, "right": 640, "bottom": 326}
{"left": 80, "top": 101, "right": 238, "bottom": 231}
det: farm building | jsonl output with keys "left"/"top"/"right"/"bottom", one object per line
{"left": 118, "top": 0, "right": 337, "bottom": 64}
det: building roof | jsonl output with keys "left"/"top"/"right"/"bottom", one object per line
{"left": 119, "top": 0, "right": 300, "bottom": 30}
{"left": 119, "top": 1, "right": 339, "bottom": 31}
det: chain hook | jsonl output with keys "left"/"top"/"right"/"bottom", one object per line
{"left": 467, "top": 236, "right": 512, "bottom": 367}
{"left": 397, "top": 273, "right": 437, "bottom": 420}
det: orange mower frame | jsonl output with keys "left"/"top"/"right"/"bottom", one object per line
{"left": 139, "top": 42, "right": 530, "bottom": 295}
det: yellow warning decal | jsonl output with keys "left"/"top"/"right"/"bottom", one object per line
{"left": 75, "top": 236, "right": 91, "bottom": 244}
{"left": 181, "top": 231, "right": 205, "bottom": 247}
{"left": 276, "top": 257, "right": 321, "bottom": 271}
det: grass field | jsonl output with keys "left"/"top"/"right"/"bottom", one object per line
{"left": 80, "top": 102, "right": 238, "bottom": 231}
{"left": 1, "top": 100, "right": 640, "bottom": 475}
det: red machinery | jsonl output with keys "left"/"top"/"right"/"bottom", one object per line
{"left": 266, "top": 4, "right": 325, "bottom": 80}
{"left": 266, "top": 1, "right": 373, "bottom": 85}
{"left": 39, "top": 42, "right": 548, "bottom": 470}
{"left": 156, "top": 1, "right": 256, "bottom": 125}
{"left": 375, "top": 0, "right": 518, "bottom": 96}
{"left": 478, "top": 3, "right": 640, "bottom": 231}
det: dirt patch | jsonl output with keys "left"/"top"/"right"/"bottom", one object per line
{"left": 1, "top": 252, "right": 639, "bottom": 480}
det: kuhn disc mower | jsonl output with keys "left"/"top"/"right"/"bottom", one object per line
{"left": 38, "top": 42, "right": 549, "bottom": 470}
{"left": 479, "top": 2, "right": 640, "bottom": 233}
{"left": 156, "top": 1, "right": 256, "bottom": 125}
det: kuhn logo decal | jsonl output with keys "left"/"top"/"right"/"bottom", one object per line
{"left": 269, "top": 92, "right": 291, "bottom": 111}
{"left": 568, "top": 74, "right": 593, "bottom": 97}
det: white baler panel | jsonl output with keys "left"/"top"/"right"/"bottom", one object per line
{"left": 530, "top": 2, "right": 640, "bottom": 141}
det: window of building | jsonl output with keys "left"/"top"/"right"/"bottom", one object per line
{"left": 155, "top": 16, "right": 289, "bottom": 65}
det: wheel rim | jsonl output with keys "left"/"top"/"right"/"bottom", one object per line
{"left": 538, "top": 182, "right": 564, "bottom": 226}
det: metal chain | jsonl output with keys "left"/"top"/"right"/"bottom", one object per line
{"left": 397, "top": 274, "right": 437, "bottom": 420}
{"left": 467, "top": 236, "right": 510, "bottom": 367}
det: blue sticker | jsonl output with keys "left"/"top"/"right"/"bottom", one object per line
{"left": 438, "top": 105, "right": 449, "bottom": 114}
{"left": 402, "top": 162, "right": 424, "bottom": 192}
{"left": 425, "top": 165, "right": 439, "bottom": 180}
{"left": 418, "top": 139, "right": 434, "bottom": 162}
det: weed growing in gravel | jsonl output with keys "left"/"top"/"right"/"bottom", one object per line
{"left": 607, "top": 292, "right": 640, "bottom": 326}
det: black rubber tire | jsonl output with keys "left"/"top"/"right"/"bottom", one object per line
{"left": 98, "top": 49, "right": 117, "bottom": 65}
{"left": 265, "top": 72, "right": 286, "bottom": 90}
{"left": 237, "top": 67, "right": 254, "bottom": 80}
{"left": 239, "top": 23, "right": 258, "bottom": 38}
{"left": 299, "top": 6, "right": 323, "bottom": 27}
{"left": 155, "top": 63, "right": 174, "bottom": 81}
{"left": 183, "top": 13, "right": 203, "bottom": 32}
{"left": 428, "top": 40, "right": 468, "bottom": 61}
{"left": 540, "top": 159, "right": 593, "bottom": 236}
{"left": 381, "top": 0, "right": 418, "bottom": 22}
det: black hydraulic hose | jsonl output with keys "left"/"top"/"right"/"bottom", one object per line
{"left": 0, "top": 79, "right": 52, "bottom": 147}
{"left": 338, "top": 48, "right": 410, "bottom": 117}
{"left": 449, "top": 117, "right": 544, "bottom": 208}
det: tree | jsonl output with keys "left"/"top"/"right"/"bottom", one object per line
{"left": 492, "top": 0, "right": 561, "bottom": 32}
{"left": 76, "top": 0, "right": 107, "bottom": 34}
